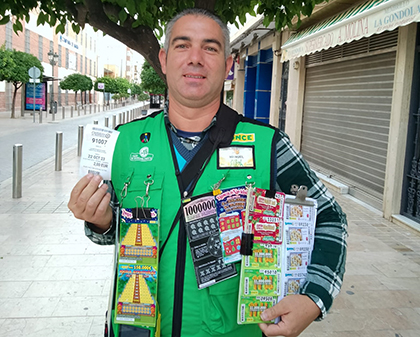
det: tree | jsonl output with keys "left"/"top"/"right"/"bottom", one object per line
{"left": 114, "top": 77, "right": 131, "bottom": 95}
{"left": 0, "top": 46, "right": 44, "bottom": 118}
{"left": 94, "top": 76, "right": 130, "bottom": 104}
{"left": 0, "top": 1, "right": 323, "bottom": 80}
{"left": 59, "top": 73, "right": 93, "bottom": 106}
{"left": 140, "top": 61, "right": 166, "bottom": 96}
{"left": 131, "top": 83, "right": 149, "bottom": 102}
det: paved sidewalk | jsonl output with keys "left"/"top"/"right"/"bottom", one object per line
{"left": 0, "top": 143, "right": 420, "bottom": 336}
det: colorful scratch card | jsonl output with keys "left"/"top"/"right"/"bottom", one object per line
{"left": 119, "top": 208, "right": 159, "bottom": 265}
{"left": 214, "top": 186, "right": 247, "bottom": 264}
{"left": 238, "top": 297, "right": 277, "bottom": 324}
{"left": 182, "top": 193, "right": 237, "bottom": 289}
{"left": 115, "top": 265, "right": 158, "bottom": 327}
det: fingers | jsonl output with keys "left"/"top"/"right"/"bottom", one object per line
{"left": 259, "top": 321, "right": 287, "bottom": 337}
{"left": 258, "top": 295, "right": 321, "bottom": 337}
{"left": 68, "top": 174, "right": 111, "bottom": 226}
{"left": 69, "top": 173, "right": 94, "bottom": 209}
{"left": 260, "top": 299, "right": 288, "bottom": 322}
{"left": 83, "top": 181, "right": 108, "bottom": 218}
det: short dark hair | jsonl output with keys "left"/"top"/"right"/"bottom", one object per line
{"left": 164, "top": 8, "right": 230, "bottom": 60}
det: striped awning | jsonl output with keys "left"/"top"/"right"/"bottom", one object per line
{"left": 281, "top": 0, "right": 420, "bottom": 61}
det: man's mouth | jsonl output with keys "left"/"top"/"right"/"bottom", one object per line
{"left": 184, "top": 75, "right": 205, "bottom": 79}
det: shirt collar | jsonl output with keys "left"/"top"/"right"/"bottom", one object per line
{"left": 163, "top": 100, "right": 217, "bottom": 137}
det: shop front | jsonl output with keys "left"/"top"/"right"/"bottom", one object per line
{"left": 281, "top": 0, "right": 420, "bottom": 225}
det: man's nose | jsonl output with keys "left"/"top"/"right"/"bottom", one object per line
{"left": 188, "top": 46, "right": 204, "bottom": 65}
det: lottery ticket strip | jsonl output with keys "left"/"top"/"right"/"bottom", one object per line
{"left": 1, "top": 138, "right": 420, "bottom": 336}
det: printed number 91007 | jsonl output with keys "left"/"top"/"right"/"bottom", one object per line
{"left": 92, "top": 138, "right": 107, "bottom": 145}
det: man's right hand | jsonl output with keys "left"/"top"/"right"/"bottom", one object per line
{"left": 68, "top": 174, "right": 113, "bottom": 233}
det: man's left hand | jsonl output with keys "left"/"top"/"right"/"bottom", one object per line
{"left": 258, "top": 294, "right": 321, "bottom": 337}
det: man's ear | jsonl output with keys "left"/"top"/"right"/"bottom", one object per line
{"left": 159, "top": 48, "right": 167, "bottom": 75}
{"left": 224, "top": 54, "right": 233, "bottom": 79}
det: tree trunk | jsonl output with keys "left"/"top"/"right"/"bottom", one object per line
{"left": 75, "top": 91, "right": 77, "bottom": 106}
{"left": 78, "top": 0, "right": 165, "bottom": 81}
{"left": 10, "top": 82, "right": 22, "bottom": 119}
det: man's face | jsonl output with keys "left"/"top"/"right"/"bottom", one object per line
{"left": 159, "top": 15, "right": 233, "bottom": 108}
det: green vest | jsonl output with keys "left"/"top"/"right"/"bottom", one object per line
{"left": 112, "top": 106, "right": 276, "bottom": 337}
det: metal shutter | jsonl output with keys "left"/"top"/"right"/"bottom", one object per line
{"left": 301, "top": 50, "right": 396, "bottom": 207}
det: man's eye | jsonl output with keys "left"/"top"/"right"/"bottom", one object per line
{"left": 206, "top": 46, "right": 217, "bottom": 52}
{"left": 175, "top": 44, "right": 187, "bottom": 49}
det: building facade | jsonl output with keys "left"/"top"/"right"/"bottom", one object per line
{"left": 0, "top": 11, "right": 101, "bottom": 114}
{"left": 0, "top": 11, "right": 143, "bottom": 114}
{"left": 230, "top": 0, "right": 420, "bottom": 231}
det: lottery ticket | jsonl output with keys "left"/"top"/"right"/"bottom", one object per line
{"left": 241, "top": 269, "right": 281, "bottom": 297}
{"left": 118, "top": 208, "right": 159, "bottom": 265}
{"left": 114, "top": 264, "right": 158, "bottom": 327}
{"left": 238, "top": 296, "right": 277, "bottom": 324}
{"left": 79, "top": 124, "right": 119, "bottom": 180}
{"left": 214, "top": 186, "right": 247, "bottom": 264}
{"left": 183, "top": 193, "right": 237, "bottom": 289}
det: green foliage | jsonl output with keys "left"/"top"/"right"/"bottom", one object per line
{"left": 60, "top": 73, "right": 92, "bottom": 105}
{"left": 60, "top": 73, "right": 93, "bottom": 92}
{"left": 0, "top": 46, "right": 43, "bottom": 118}
{"left": 0, "top": 45, "right": 15, "bottom": 80}
{"left": 0, "top": 0, "right": 323, "bottom": 43}
{"left": 94, "top": 76, "right": 117, "bottom": 93}
{"left": 0, "top": 0, "right": 323, "bottom": 77}
{"left": 130, "top": 83, "right": 142, "bottom": 95}
{"left": 94, "top": 76, "right": 131, "bottom": 95}
{"left": 114, "top": 77, "right": 131, "bottom": 95}
{"left": 140, "top": 61, "right": 166, "bottom": 95}
{"left": 0, "top": 46, "right": 43, "bottom": 84}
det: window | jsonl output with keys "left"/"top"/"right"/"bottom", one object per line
{"left": 25, "top": 29, "right": 30, "bottom": 53}
{"left": 38, "top": 35, "right": 43, "bottom": 60}
{"left": 5, "top": 22, "right": 12, "bottom": 49}
{"left": 58, "top": 45, "right": 62, "bottom": 67}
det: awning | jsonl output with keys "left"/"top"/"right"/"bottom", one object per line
{"left": 281, "top": 0, "right": 420, "bottom": 61}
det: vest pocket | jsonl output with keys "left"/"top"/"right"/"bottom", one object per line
{"left": 201, "top": 272, "right": 240, "bottom": 335}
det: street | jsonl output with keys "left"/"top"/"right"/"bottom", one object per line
{"left": 0, "top": 102, "right": 146, "bottom": 184}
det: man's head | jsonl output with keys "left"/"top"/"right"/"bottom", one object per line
{"left": 159, "top": 9, "right": 233, "bottom": 109}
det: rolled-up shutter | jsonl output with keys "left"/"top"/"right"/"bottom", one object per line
{"left": 301, "top": 31, "right": 398, "bottom": 207}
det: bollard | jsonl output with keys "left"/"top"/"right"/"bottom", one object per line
{"left": 52, "top": 107, "right": 55, "bottom": 121}
{"left": 12, "top": 144, "right": 23, "bottom": 198}
{"left": 94, "top": 120, "right": 98, "bottom": 125}
{"left": 71, "top": 106, "right": 74, "bottom": 118}
{"left": 94, "top": 104, "right": 97, "bottom": 113}
{"left": 78, "top": 106, "right": 81, "bottom": 116}
{"left": 39, "top": 107, "right": 42, "bottom": 123}
{"left": 112, "top": 114, "right": 116, "bottom": 129}
{"left": 126, "top": 111, "right": 129, "bottom": 123}
{"left": 105, "top": 117, "right": 109, "bottom": 127}
{"left": 84, "top": 106, "right": 87, "bottom": 115}
{"left": 55, "top": 132, "right": 63, "bottom": 171}
{"left": 78, "top": 125, "right": 84, "bottom": 156}
{"left": 89, "top": 104, "right": 92, "bottom": 114}
{"left": 62, "top": 106, "right": 65, "bottom": 119}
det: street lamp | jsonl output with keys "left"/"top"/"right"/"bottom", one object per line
{"left": 48, "top": 49, "right": 59, "bottom": 114}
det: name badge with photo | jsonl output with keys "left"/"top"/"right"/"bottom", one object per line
{"left": 218, "top": 145, "right": 255, "bottom": 169}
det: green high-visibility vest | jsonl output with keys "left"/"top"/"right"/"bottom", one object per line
{"left": 112, "top": 105, "right": 277, "bottom": 337}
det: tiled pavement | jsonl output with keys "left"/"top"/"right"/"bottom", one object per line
{"left": 0, "top": 126, "right": 420, "bottom": 336}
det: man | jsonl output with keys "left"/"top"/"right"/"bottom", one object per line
{"left": 69, "top": 8, "right": 347, "bottom": 337}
